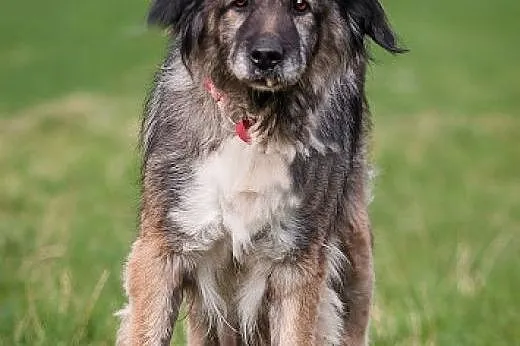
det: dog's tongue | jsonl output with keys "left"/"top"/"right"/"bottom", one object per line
{"left": 235, "top": 119, "right": 252, "bottom": 144}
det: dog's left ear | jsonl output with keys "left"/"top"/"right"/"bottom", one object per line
{"left": 350, "top": 0, "right": 407, "bottom": 53}
{"left": 147, "top": 0, "right": 187, "bottom": 27}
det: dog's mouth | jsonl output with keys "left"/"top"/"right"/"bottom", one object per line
{"left": 244, "top": 64, "right": 304, "bottom": 91}
{"left": 248, "top": 88, "right": 276, "bottom": 109}
{"left": 248, "top": 77, "right": 283, "bottom": 91}
{"left": 244, "top": 69, "right": 296, "bottom": 91}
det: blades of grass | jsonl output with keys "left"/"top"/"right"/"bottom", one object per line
{"left": 59, "top": 269, "right": 73, "bottom": 315}
{"left": 72, "top": 269, "right": 110, "bottom": 344}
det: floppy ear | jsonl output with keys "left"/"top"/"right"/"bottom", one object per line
{"left": 349, "top": 0, "right": 407, "bottom": 53}
{"left": 147, "top": 0, "right": 187, "bottom": 27}
{"left": 147, "top": 0, "right": 206, "bottom": 65}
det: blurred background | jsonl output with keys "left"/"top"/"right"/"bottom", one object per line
{"left": 0, "top": 0, "right": 518, "bottom": 344}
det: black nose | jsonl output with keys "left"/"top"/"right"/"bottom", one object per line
{"left": 250, "top": 36, "right": 283, "bottom": 70}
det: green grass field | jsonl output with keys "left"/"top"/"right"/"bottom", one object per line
{"left": 1, "top": 0, "right": 519, "bottom": 344}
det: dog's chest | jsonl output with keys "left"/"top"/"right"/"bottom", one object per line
{"left": 170, "top": 137, "right": 298, "bottom": 259}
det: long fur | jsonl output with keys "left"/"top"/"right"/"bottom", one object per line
{"left": 117, "top": 0, "right": 404, "bottom": 345}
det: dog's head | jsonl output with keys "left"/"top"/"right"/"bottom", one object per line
{"left": 148, "top": 0, "right": 405, "bottom": 91}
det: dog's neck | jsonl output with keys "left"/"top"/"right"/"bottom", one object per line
{"left": 202, "top": 74, "right": 323, "bottom": 150}
{"left": 203, "top": 77, "right": 281, "bottom": 144}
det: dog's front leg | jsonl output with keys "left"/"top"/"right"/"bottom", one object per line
{"left": 340, "top": 207, "right": 373, "bottom": 346}
{"left": 116, "top": 236, "right": 183, "bottom": 346}
{"left": 268, "top": 257, "right": 324, "bottom": 346}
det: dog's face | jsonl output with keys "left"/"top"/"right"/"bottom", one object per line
{"left": 218, "top": 0, "right": 318, "bottom": 90}
{"left": 148, "top": 0, "right": 404, "bottom": 91}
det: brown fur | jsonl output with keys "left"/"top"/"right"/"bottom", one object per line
{"left": 117, "top": 236, "right": 183, "bottom": 345}
{"left": 268, "top": 244, "right": 326, "bottom": 345}
{"left": 117, "top": 178, "right": 183, "bottom": 346}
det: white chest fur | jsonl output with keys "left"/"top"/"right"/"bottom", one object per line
{"left": 169, "top": 137, "right": 298, "bottom": 260}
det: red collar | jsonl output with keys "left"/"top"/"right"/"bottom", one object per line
{"left": 203, "top": 78, "right": 253, "bottom": 144}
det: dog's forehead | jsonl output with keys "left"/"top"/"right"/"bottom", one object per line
{"left": 218, "top": 0, "right": 320, "bottom": 7}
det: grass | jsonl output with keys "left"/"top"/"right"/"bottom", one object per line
{"left": 0, "top": 0, "right": 518, "bottom": 344}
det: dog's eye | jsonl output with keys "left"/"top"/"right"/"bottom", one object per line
{"left": 231, "top": 0, "right": 249, "bottom": 9}
{"left": 292, "top": 0, "right": 310, "bottom": 13}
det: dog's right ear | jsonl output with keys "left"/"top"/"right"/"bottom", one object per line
{"left": 147, "top": 0, "right": 205, "bottom": 65}
{"left": 147, "top": 0, "right": 186, "bottom": 28}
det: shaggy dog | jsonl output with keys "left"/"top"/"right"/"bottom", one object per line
{"left": 116, "top": 0, "right": 404, "bottom": 344}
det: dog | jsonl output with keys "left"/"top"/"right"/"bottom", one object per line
{"left": 116, "top": 0, "right": 404, "bottom": 345}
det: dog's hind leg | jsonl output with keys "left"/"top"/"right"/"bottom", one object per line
{"left": 185, "top": 292, "right": 219, "bottom": 346}
{"left": 185, "top": 289, "right": 240, "bottom": 346}
{"left": 186, "top": 315, "right": 239, "bottom": 346}
{"left": 116, "top": 236, "right": 183, "bottom": 346}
